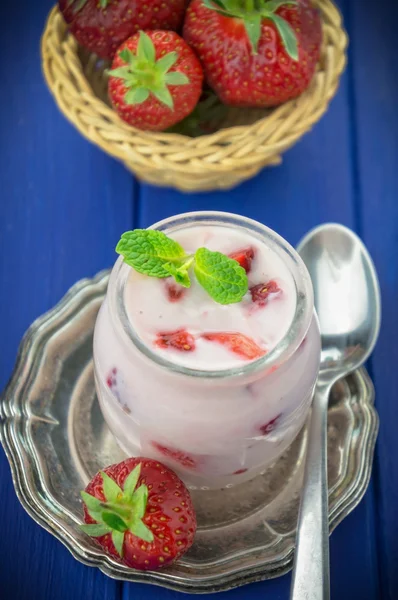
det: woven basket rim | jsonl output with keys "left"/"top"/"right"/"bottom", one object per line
{"left": 41, "top": 1, "right": 348, "bottom": 147}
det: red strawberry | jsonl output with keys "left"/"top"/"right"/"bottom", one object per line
{"left": 81, "top": 457, "right": 196, "bottom": 570}
{"left": 260, "top": 414, "right": 281, "bottom": 435}
{"left": 108, "top": 31, "right": 203, "bottom": 131}
{"left": 155, "top": 328, "right": 196, "bottom": 352}
{"left": 58, "top": 0, "right": 187, "bottom": 59}
{"left": 228, "top": 247, "right": 255, "bottom": 273}
{"left": 202, "top": 332, "right": 266, "bottom": 360}
{"left": 250, "top": 280, "right": 281, "bottom": 306}
{"left": 183, "top": 0, "right": 322, "bottom": 107}
{"left": 152, "top": 442, "right": 198, "bottom": 470}
{"left": 164, "top": 280, "right": 186, "bottom": 302}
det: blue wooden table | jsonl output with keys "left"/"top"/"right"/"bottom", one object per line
{"left": 1, "top": 1, "right": 397, "bottom": 598}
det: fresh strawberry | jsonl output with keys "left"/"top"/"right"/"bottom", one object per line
{"left": 155, "top": 328, "right": 196, "bottom": 352}
{"left": 164, "top": 280, "right": 186, "bottom": 302}
{"left": 108, "top": 31, "right": 203, "bottom": 131}
{"left": 260, "top": 414, "right": 281, "bottom": 435}
{"left": 250, "top": 280, "right": 281, "bottom": 306}
{"left": 81, "top": 457, "right": 196, "bottom": 570}
{"left": 183, "top": 0, "right": 322, "bottom": 107}
{"left": 58, "top": 0, "right": 187, "bottom": 59}
{"left": 202, "top": 332, "right": 266, "bottom": 360}
{"left": 228, "top": 247, "right": 255, "bottom": 273}
{"left": 152, "top": 442, "right": 198, "bottom": 470}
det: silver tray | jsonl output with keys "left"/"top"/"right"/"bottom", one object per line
{"left": 0, "top": 271, "right": 379, "bottom": 594}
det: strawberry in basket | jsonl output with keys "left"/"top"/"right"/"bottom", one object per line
{"left": 108, "top": 31, "right": 203, "bottom": 131}
{"left": 59, "top": 0, "right": 187, "bottom": 59}
{"left": 183, "top": 0, "right": 322, "bottom": 107}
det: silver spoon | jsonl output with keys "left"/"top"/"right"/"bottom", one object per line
{"left": 290, "top": 223, "right": 381, "bottom": 600}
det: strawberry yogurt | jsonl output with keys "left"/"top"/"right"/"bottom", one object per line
{"left": 94, "top": 212, "right": 320, "bottom": 489}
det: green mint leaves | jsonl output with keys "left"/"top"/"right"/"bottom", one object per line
{"left": 194, "top": 248, "right": 248, "bottom": 305}
{"left": 116, "top": 229, "right": 186, "bottom": 278}
{"left": 116, "top": 229, "right": 248, "bottom": 305}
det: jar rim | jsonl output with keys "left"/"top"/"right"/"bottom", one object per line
{"left": 108, "top": 211, "right": 314, "bottom": 379}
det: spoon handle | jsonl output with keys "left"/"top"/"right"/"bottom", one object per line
{"left": 290, "top": 382, "right": 331, "bottom": 600}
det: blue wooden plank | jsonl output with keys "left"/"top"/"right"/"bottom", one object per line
{"left": 123, "top": 8, "right": 380, "bottom": 595}
{"left": 346, "top": 0, "right": 398, "bottom": 598}
{"left": 0, "top": 1, "right": 134, "bottom": 598}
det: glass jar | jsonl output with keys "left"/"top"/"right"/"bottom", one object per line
{"left": 93, "top": 212, "right": 320, "bottom": 489}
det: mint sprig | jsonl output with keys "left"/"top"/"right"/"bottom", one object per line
{"left": 116, "top": 230, "right": 248, "bottom": 305}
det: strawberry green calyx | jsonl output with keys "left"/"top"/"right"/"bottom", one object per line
{"left": 67, "top": 0, "right": 108, "bottom": 11}
{"left": 203, "top": 0, "right": 299, "bottom": 59}
{"left": 80, "top": 464, "right": 154, "bottom": 556}
{"left": 109, "top": 31, "right": 190, "bottom": 109}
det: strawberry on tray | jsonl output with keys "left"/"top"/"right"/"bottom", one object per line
{"left": 81, "top": 457, "right": 196, "bottom": 570}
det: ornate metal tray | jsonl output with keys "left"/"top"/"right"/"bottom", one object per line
{"left": 0, "top": 271, "right": 379, "bottom": 594}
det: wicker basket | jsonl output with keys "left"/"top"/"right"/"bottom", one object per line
{"left": 41, "top": 2, "right": 347, "bottom": 192}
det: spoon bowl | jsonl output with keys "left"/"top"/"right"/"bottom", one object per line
{"left": 290, "top": 223, "right": 381, "bottom": 600}
{"left": 298, "top": 224, "right": 381, "bottom": 380}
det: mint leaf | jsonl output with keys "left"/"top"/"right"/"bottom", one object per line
{"left": 194, "top": 248, "right": 248, "bottom": 305}
{"left": 80, "top": 523, "right": 111, "bottom": 537}
{"left": 116, "top": 230, "right": 186, "bottom": 278}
